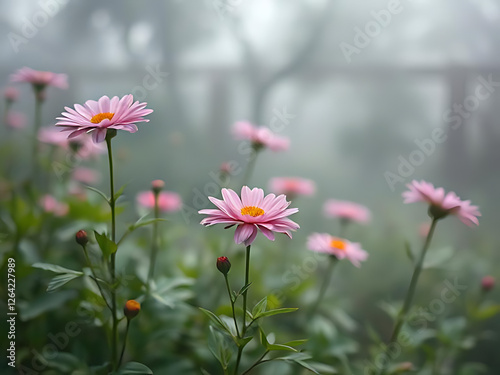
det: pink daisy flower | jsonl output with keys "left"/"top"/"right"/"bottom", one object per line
{"left": 4, "top": 87, "right": 19, "bottom": 102}
{"left": 5, "top": 111, "right": 27, "bottom": 130}
{"left": 199, "top": 186, "right": 299, "bottom": 246}
{"left": 269, "top": 177, "right": 316, "bottom": 197}
{"left": 56, "top": 94, "right": 153, "bottom": 143}
{"left": 40, "top": 195, "right": 69, "bottom": 217}
{"left": 233, "top": 121, "right": 289, "bottom": 151}
{"left": 10, "top": 67, "right": 68, "bottom": 90}
{"left": 402, "top": 180, "right": 480, "bottom": 226}
{"left": 307, "top": 233, "right": 368, "bottom": 267}
{"left": 324, "top": 199, "right": 371, "bottom": 224}
{"left": 137, "top": 191, "right": 182, "bottom": 213}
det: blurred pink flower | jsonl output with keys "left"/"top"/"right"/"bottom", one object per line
{"left": 72, "top": 167, "right": 100, "bottom": 185}
{"left": 403, "top": 180, "right": 480, "bottom": 226}
{"left": 137, "top": 191, "right": 182, "bottom": 213}
{"left": 481, "top": 276, "right": 495, "bottom": 292}
{"left": 56, "top": 95, "right": 153, "bottom": 143}
{"left": 307, "top": 233, "right": 368, "bottom": 267}
{"left": 38, "top": 127, "right": 105, "bottom": 159}
{"left": 324, "top": 199, "right": 371, "bottom": 224}
{"left": 269, "top": 177, "right": 315, "bottom": 197}
{"left": 5, "top": 111, "right": 27, "bottom": 129}
{"left": 233, "top": 121, "right": 289, "bottom": 151}
{"left": 40, "top": 195, "right": 69, "bottom": 217}
{"left": 199, "top": 186, "right": 299, "bottom": 246}
{"left": 10, "top": 67, "right": 68, "bottom": 90}
{"left": 4, "top": 87, "right": 19, "bottom": 102}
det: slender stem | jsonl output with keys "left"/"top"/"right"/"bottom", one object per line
{"left": 234, "top": 245, "right": 251, "bottom": 375}
{"left": 241, "top": 350, "right": 270, "bottom": 375}
{"left": 118, "top": 319, "right": 130, "bottom": 368}
{"left": 147, "top": 191, "right": 160, "bottom": 285}
{"left": 82, "top": 245, "right": 112, "bottom": 311}
{"left": 308, "top": 256, "right": 338, "bottom": 319}
{"left": 242, "top": 245, "right": 251, "bottom": 335}
{"left": 224, "top": 274, "right": 240, "bottom": 337}
{"left": 105, "top": 136, "right": 118, "bottom": 370}
{"left": 378, "top": 218, "right": 438, "bottom": 375}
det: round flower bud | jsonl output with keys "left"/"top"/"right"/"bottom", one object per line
{"left": 151, "top": 179, "right": 165, "bottom": 194}
{"left": 481, "top": 276, "right": 495, "bottom": 292}
{"left": 216, "top": 256, "right": 231, "bottom": 275}
{"left": 75, "top": 230, "right": 88, "bottom": 246}
{"left": 124, "top": 300, "right": 141, "bottom": 320}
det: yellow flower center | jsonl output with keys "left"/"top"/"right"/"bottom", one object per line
{"left": 330, "top": 238, "right": 346, "bottom": 251}
{"left": 241, "top": 206, "right": 265, "bottom": 217}
{"left": 90, "top": 112, "right": 114, "bottom": 124}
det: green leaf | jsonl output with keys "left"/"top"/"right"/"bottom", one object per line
{"left": 283, "top": 339, "right": 308, "bottom": 347}
{"left": 114, "top": 184, "right": 127, "bottom": 202}
{"left": 292, "top": 360, "right": 320, "bottom": 374}
{"left": 32, "top": 263, "right": 83, "bottom": 276}
{"left": 208, "top": 326, "right": 232, "bottom": 370}
{"left": 474, "top": 304, "right": 500, "bottom": 320}
{"left": 199, "top": 308, "right": 232, "bottom": 336}
{"left": 85, "top": 185, "right": 109, "bottom": 203}
{"left": 47, "top": 273, "right": 82, "bottom": 292}
{"left": 252, "top": 296, "right": 268, "bottom": 317}
{"left": 259, "top": 328, "right": 297, "bottom": 352}
{"left": 404, "top": 241, "right": 414, "bottom": 262}
{"left": 256, "top": 307, "right": 298, "bottom": 319}
{"left": 115, "top": 362, "right": 153, "bottom": 374}
{"left": 236, "top": 282, "right": 252, "bottom": 297}
{"left": 94, "top": 231, "right": 118, "bottom": 258}
{"left": 19, "top": 290, "right": 76, "bottom": 321}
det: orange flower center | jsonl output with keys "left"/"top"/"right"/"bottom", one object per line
{"left": 90, "top": 112, "right": 114, "bottom": 124}
{"left": 330, "top": 238, "right": 346, "bottom": 251}
{"left": 241, "top": 206, "right": 265, "bottom": 217}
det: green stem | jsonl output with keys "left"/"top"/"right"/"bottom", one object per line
{"left": 234, "top": 245, "right": 251, "bottom": 375}
{"left": 241, "top": 350, "right": 270, "bottom": 375}
{"left": 308, "top": 256, "right": 338, "bottom": 319}
{"left": 224, "top": 274, "right": 240, "bottom": 337}
{"left": 378, "top": 218, "right": 438, "bottom": 375}
{"left": 118, "top": 319, "right": 130, "bottom": 368}
{"left": 105, "top": 135, "right": 118, "bottom": 370}
{"left": 147, "top": 191, "right": 160, "bottom": 286}
{"left": 82, "top": 245, "right": 112, "bottom": 311}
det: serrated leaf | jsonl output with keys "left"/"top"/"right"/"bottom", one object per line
{"left": 85, "top": 185, "right": 109, "bottom": 203}
{"left": 252, "top": 296, "right": 267, "bottom": 317}
{"left": 33, "top": 263, "right": 83, "bottom": 275}
{"left": 115, "top": 362, "right": 153, "bottom": 374}
{"left": 47, "top": 273, "right": 82, "bottom": 292}
{"left": 94, "top": 231, "right": 117, "bottom": 258}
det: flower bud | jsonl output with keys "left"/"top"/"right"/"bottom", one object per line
{"left": 124, "top": 300, "right": 141, "bottom": 320}
{"left": 216, "top": 256, "right": 231, "bottom": 275}
{"left": 75, "top": 230, "right": 88, "bottom": 246}
{"left": 481, "top": 276, "right": 495, "bottom": 292}
{"left": 151, "top": 179, "right": 165, "bottom": 194}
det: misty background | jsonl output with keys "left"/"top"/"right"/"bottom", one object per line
{"left": 1, "top": 0, "right": 499, "bottom": 370}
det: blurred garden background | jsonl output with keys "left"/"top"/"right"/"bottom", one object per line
{"left": 1, "top": 0, "right": 499, "bottom": 374}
